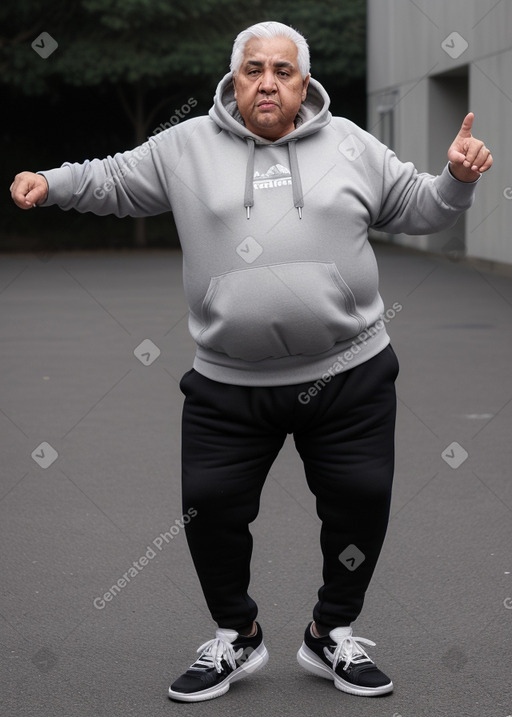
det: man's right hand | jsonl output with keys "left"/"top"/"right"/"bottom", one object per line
{"left": 10, "top": 172, "right": 49, "bottom": 209}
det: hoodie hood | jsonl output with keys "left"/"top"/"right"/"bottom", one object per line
{"left": 209, "top": 72, "right": 332, "bottom": 218}
{"left": 209, "top": 72, "right": 332, "bottom": 143}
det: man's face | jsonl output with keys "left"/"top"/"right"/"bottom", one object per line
{"left": 233, "top": 36, "right": 310, "bottom": 141}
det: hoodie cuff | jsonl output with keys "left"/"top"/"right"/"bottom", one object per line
{"left": 436, "top": 162, "right": 479, "bottom": 210}
{"left": 37, "top": 166, "right": 74, "bottom": 207}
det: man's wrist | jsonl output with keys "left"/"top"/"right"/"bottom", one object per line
{"left": 35, "top": 172, "right": 50, "bottom": 205}
{"left": 448, "top": 162, "right": 480, "bottom": 183}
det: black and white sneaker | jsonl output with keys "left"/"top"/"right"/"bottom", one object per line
{"left": 168, "top": 623, "right": 268, "bottom": 702}
{"left": 297, "top": 622, "right": 393, "bottom": 697}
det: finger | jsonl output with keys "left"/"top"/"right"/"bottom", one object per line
{"left": 11, "top": 176, "right": 48, "bottom": 208}
{"left": 448, "top": 148, "right": 467, "bottom": 165}
{"left": 462, "top": 139, "right": 485, "bottom": 168}
{"left": 15, "top": 187, "right": 35, "bottom": 208}
{"left": 25, "top": 186, "right": 47, "bottom": 206}
{"left": 470, "top": 148, "right": 493, "bottom": 174}
{"left": 480, "top": 152, "right": 493, "bottom": 173}
{"left": 458, "top": 111, "right": 474, "bottom": 138}
{"left": 11, "top": 181, "right": 33, "bottom": 208}
{"left": 12, "top": 182, "right": 39, "bottom": 209}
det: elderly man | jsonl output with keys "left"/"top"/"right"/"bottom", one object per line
{"left": 11, "top": 20, "right": 491, "bottom": 704}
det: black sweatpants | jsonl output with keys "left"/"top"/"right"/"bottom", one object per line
{"left": 180, "top": 344, "right": 399, "bottom": 631}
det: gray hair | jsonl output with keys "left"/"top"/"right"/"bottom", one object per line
{"left": 230, "top": 21, "right": 310, "bottom": 79}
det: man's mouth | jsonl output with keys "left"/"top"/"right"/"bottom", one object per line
{"left": 257, "top": 101, "right": 278, "bottom": 110}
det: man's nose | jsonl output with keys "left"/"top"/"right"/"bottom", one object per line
{"left": 259, "top": 69, "right": 277, "bottom": 93}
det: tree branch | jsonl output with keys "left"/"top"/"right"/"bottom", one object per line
{"left": 144, "top": 93, "right": 182, "bottom": 134}
{"left": 0, "top": 24, "right": 44, "bottom": 47}
{"left": 116, "top": 85, "right": 136, "bottom": 129}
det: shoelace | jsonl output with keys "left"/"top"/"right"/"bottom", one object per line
{"left": 192, "top": 636, "right": 241, "bottom": 674}
{"left": 325, "top": 635, "right": 376, "bottom": 671}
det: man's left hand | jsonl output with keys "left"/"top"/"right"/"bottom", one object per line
{"left": 447, "top": 112, "right": 493, "bottom": 182}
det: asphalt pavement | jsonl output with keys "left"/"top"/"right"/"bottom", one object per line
{"left": 1, "top": 242, "right": 511, "bottom": 717}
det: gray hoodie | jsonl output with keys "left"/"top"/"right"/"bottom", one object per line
{"left": 39, "top": 73, "right": 478, "bottom": 386}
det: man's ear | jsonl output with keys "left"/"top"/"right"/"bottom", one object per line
{"left": 232, "top": 74, "right": 238, "bottom": 99}
{"left": 301, "top": 74, "right": 311, "bottom": 102}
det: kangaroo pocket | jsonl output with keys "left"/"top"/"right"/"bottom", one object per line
{"left": 195, "top": 261, "right": 367, "bottom": 362}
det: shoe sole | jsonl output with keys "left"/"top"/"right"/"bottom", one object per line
{"left": 297, "top": 643, "right": 393, "bottom": 697}
{"left": 168, "top": 642, "right": 269, "bottom": 702}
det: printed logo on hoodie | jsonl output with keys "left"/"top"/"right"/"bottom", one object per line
{"left": 253, "top": 164, "right": 291, "bottom": 190}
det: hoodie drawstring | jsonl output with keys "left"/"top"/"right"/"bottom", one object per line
{"left": 244, "top": 138, "right": 255, "bottom": 219}
{"left": 288, "top": 140, "right": 304, "bottom": 220}
{"left": 244, "top": 137, "right": 304, "bottom": 220}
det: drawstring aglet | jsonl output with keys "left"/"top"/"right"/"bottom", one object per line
{"left": 297, "top": 206, "right": 303, "bottom": 219}
{"left": 246, "top": 206, "right": 251, "bottom": 219}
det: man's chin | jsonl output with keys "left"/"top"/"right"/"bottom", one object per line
{"left": 248, "top": 116, "right": 289, "bottom": 140}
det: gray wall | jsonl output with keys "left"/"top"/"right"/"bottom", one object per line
{"left": 367, "top": 0, "right": 512, "bottom": 267}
